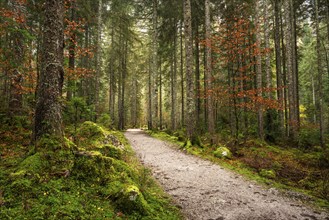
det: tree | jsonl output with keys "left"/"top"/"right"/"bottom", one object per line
{"left": 205, "top": 0, "right": 215, "bottom": 142}
{"left": 314, "top": 0, "right": 325, "bottom": 147}
{"left": 284, "top": 0, "right": 298, "bottom": 140}
{"left": 184, "top": 0, "right": 196, "bottom": 140}
{"left": 34, "top": 0, "right": 65, "bottom": 142}
{"left": 255, "top": 0, "right": 264, "bottom": 140}
{"left": 273, "top": 0, "right": 285, "bottom": 135}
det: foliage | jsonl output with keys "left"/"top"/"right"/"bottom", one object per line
{"left": 0, "top": 123, "right": 182, "bottom": 219}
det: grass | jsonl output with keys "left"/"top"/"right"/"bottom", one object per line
{"left": 0, "top": 122, "right": 182, "bottom": 220}
{"left": 147, "top": 130, "right": 329, "bottom": 211}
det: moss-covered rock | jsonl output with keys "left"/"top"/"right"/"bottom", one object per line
{"left": 116, "top": 185, "right": 150, "bottom": 215}
{"left": 214, "top": 146, "right": 232, "bottom": 159}
{"left": 97, "top": 144, "right": 123, "bottom": 159}
{"left": 259, "top": 169, "right": 276, "bottom": 179}
{"left": 72, "top": 153, "right": 113, "bottom": 183}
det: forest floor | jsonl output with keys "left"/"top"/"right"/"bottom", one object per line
{"left": 125, "top": 129, "right": 329, "bottom": 220}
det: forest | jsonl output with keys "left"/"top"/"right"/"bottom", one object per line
{"left": 0, "top": 0, "right": 329, "bottom": 219}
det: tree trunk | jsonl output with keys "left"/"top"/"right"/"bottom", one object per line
{"left": 255, "top": 0, "right": 264, "bottom": 140}
{"left": 180, "top": 21, "right": 185, "bottom": 128}
{"left": 152, "top": 0, "right": 158, "bottom": 129}
{"left": 95, "top": 0, "right": 102, "bottom": 120}
{"left": 34, "top": 0, "right": 64, "bottom": 142}
{"left": 314, "top": 0, "right": 325, "bottom": 147}
{"left": 284, "top": 0, "right": 297, "bottom": 140}
{"left": 274, "top": 0, "right": 284, "bottom": 135}
{"left": 109, "top": 25, "right": 115, "bottom": 125}
{"left": 67, "top": 0, "right": 76, "bottom": 101}
{"left": 171, "top": 40, "right": 176, "bottom": 131}
{"left": 184, "top": 0, "right": 196, "bottom": 140}
{"left": 8, "top": 0, "right": 25, "bottom": 116}
{"left": 205, "top": 0, "right": 215, "bottom": 143}
{"left": 195, "top": 24, "right": 201, "bottom": 130}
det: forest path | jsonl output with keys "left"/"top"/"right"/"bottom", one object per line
{"left": 124, "top": 129, "right": 329, "bottom": 220}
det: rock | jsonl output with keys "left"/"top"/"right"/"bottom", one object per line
{"left": 213, "top": 146, "right": 232, "bottom": 159}
{"left": 116, "top": 185, "right": 149, "bottom": 215}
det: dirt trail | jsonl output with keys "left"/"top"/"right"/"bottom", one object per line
{"left": 124, "top": 129, "right": 329, "bottom": 220}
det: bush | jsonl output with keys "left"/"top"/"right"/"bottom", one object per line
{"left": 298, "top": 125, "right": 321, "bottom": 148}
{"left": 97, "top": 113, "right": 112, "bottom": 128}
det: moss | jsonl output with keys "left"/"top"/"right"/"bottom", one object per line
{"left": 116, "top": 185, "right": 150, "bottom": 215}
{"left": 18, "top": 153, "right": 44, "bottom": 173}
{"left": 72, "top": 153, "right": 113, "bottom": 183}
{"left": 97, "top": 144, "right": 123, "bottom": 159}
{"left": 214, "top": 146, "right": 232, "bottom": 159}
{"left": 1, "top": 123, "right": 182, "bottom": 220}
{"left": 260, "top": 169, "right": 276, "bottom": 179}
{"left": 77, "top": 121, "right": 106, "bottom": 140}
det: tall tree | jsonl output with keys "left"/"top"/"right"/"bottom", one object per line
{"left": 314, "top": 0, "right": 325, "bottom": 147}
{"left": 184, "top": 0, "right": 196, "bottom": 140}
{"left": 34, "top": 0, "right": 64, "bottom": 141}
{"left": 95, "top": 0, "right": 103, "bottom": 119}
{"left": 152, "top": 0, "right": 158, "bottom": 129}
{"left": 205, "top": 0, "right": 215, "bottom": 142}
{"left": 255, "top": 0, "right": 264, "bottom": 140}
{"left": 284, "top": 0, "right": 299, "bottom": 140}
{"left": 8, "top": 0, "right": 26, "bottom": 116}
{"left": 273, "top": 0, "right": 285, "bottom": 135}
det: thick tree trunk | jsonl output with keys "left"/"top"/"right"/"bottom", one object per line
{"left": 284, "top": 0, "right": 298, "bottom": 140}
{"left": 205, "top": 0, "right": 215, "bottom": 142}
{"left": 184, "top": 0, "right": 196, "bottom": 140}
{"left": 34, "top": 0, "right": 64, "bottom": 142}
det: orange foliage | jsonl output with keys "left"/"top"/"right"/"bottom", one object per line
{"left": 201, "top": 13, "right": 280, "bottom": 113}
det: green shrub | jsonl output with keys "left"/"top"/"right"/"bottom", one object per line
{"left": 97, "top": 113, "right": 112, "bottom": 128}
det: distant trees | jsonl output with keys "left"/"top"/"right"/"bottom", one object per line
{"left": 0, "top": 0, "right": 328, "bottom": 147}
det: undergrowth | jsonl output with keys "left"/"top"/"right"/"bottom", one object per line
{"left": 147, "top": 130, "right": 329, "bottom": 210}
{"left": 0, "top": 122, "right": 182, "bottom": 219}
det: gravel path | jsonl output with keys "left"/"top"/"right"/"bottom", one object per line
{"left": 124, "top": 129, "right": 329, "bottom": 220}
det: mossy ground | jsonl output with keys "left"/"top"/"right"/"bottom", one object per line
{"left": 148, "top": 130, "right": 329, "bottom": 210}
{"left": 0, "top": 122, "right": 182, "bottom": 219}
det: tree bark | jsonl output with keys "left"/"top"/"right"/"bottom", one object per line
{"left": 95, "top": 0, "right": 102, "bottom": 120}
{"left": 205, "top": 0, "right": 215, "bottom": 142}
{"left": 180, "top": 21, "right": 185, "bottom": 128}
{"left": 34, "top": 0, "right": 64, "bottom": 142}
{"left": 67, "top": 0, "right": 76, "bottom": 101}
{"left": 314, "top": 0, "right": 325, "bottom": 147}
{"left": 274, "top": 0, "right": 284, "bottom": 134}
{"left": 152, "top": 0, "right": 158, "bottom": 129}
{"left": 184, "top": 0, "right": 196, "bottom": 140}
{"left": 255, "top": 0, "right": 264, "bottom": 140}
{"left": 8, "top": 0, "right": 25, "bottom": 116}
{"left": 284, "top": 0, "right": 297, "bottom": 140}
